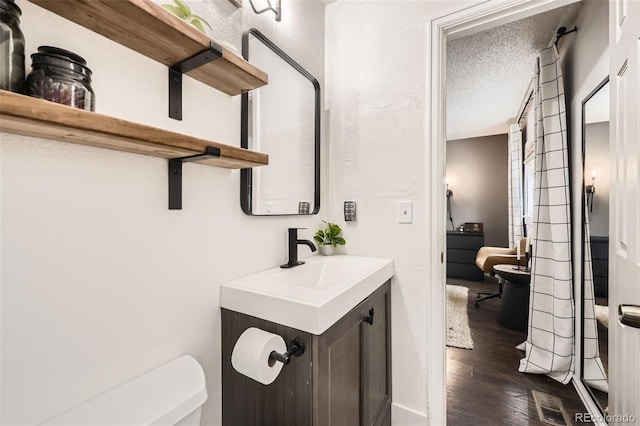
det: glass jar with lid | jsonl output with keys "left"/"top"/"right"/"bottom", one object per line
{"left": 26, "top": 46, "right": 95, "bottom": 111}
{"left": 0, "top": 0, "right": 25, "bottom": 93}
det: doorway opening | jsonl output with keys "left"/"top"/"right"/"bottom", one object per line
{"left": 427, "top": 0, "right": 602, "bottom": 423}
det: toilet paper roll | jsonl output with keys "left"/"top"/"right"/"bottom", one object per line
{"left": 231, "top": 327, "right": 287, "bottom": 385}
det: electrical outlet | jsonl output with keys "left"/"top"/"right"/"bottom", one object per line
{"left": 398, "top": 201, "right": 413, "bottom": 224}
{"left": 344, "top": 201, "right": 357, "bottom": 221}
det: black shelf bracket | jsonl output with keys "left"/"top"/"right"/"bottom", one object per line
{"left": 169, "top": 41, "right": 223, "bottom": 120}
{"left": 168, "top": 146, "right": 221, "bottom": 210}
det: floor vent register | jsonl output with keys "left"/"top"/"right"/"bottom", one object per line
{"left": 532, "top": 390, "right": 572, "bottom": 426}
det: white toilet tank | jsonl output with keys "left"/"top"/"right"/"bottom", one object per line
{"left": 44, "top": 355, "right": 208, "bottom": 426}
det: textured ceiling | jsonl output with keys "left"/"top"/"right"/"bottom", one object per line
{"left": 446, "top": 2, "right": 584, "bottom": 141}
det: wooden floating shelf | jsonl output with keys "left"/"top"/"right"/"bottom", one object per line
{"left": 0, "top": 90, "right": 269, "bottom": 169}
{"left": 28, "top": 0, "right": 268, "bottom": 96}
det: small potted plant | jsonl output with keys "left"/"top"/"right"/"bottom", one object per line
{"left": 161, "top": 0, "right": 212, "bottom": 33}
{"left": 314, "top": 221, "right": 346, "bottom": 256}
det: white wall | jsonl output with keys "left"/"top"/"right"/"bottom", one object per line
{"left": 325, "top": 0, "right": 479, "bottom": 421}
{"left": 0, "top": 1, "right": 325, "bottom": 424}
{"left": 446, "top": 134, "right": 509, "bottom": 247}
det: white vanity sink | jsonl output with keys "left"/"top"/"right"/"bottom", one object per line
{"left": 220, "top": 255, "right": 394, "bottom": 335}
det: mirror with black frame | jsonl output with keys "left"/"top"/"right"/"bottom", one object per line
{"left": 581, "top": 77, "right": 609, "bottom": 414}
{"left": 240, "top": 28, "right": 320, "bottom": 216}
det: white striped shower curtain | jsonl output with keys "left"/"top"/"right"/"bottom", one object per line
{"left": 518, "top": 46, "right": 574, "bottom": 383}
{"left": 508, "top": 124, "right": 524, "bottom": 248}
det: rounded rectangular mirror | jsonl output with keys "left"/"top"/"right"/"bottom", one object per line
{"left": 240, "top": 28, "right": 320, "bottom": 216}
{"left": 580, "top": 77, "right": 609, "bottom": 416}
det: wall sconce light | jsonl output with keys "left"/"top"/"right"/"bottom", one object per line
{"left": 446, "top": 180, "right": 454, "bottom": 231}
{"left": 585, "top": 170, "right": 596, "bottom": 213}
{"left": 248, "top": 0, "right": 281, "bottom": 21}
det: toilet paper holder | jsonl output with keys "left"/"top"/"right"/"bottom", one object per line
{"left": 269, "top": 339, "right": 305, "bottom": 365}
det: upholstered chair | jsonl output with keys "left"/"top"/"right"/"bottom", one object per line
{"left": 474, "top": 238, "right": 528, "bottom": 306}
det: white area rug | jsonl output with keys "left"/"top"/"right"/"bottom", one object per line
{"left": 594, "top": 304, "right": 609, "bottom": 328}
{"left": 446, "top": 285, "right": 474, "bottom": 350}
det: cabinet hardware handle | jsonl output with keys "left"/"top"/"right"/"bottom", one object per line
{"left": 364, "top": 308, "right": 374, "bottom": 326}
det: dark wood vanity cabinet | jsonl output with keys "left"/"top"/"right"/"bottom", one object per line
{"left": 222, "top": 281, "right": 391, "bottom": 426}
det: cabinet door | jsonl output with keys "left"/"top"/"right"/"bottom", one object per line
{"left": 313, "top": 300, "right": 367, "bottom": 426}
{"left": 362, "top": 281, "right": 392, "bottom": 426}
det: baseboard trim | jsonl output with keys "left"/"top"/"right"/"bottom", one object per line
{"left": 391, "top": 403, "right": 428, "bottom": 425}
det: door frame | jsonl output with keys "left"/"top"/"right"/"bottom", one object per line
{"left": 427, "top": 0, "right": 591, "bottom": 423}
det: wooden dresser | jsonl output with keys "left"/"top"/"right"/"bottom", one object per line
{"left": 590, "top": 236, "right": 609, "bottom": 297}
{"left": 447, "top": 231, "right": 484, "bottom": 282}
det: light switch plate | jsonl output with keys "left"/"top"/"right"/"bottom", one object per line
{"left": 398, "top": 201, "right": 413, "bottom": 224}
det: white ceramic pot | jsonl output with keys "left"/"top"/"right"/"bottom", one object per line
{"left": 320, "top": 245, "right": 334, "bottom": 256}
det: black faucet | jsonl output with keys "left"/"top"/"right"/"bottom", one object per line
{"left": 281, "top": 228, "right": 317, "bottom": 268}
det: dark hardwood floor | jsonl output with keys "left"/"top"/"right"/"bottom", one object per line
{"left": 446, "top": 278, "right": 590, "bottom": 425}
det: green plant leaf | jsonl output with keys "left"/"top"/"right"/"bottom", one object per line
{"left": 173, "top": 0, "right": 192, "bottom": 15}
{"left": 191, "top": 13, "right": 212, "bottom": 29}
{"left": 189, "top": 18, "right": 206, "bottom": 33}
{"left": 161, "top": 4, "right": 186, "bottom": 18}
{"left": 327, "top": 223, "right": 342, "bottom": 240}
{"left": 314, "top": 220, "right": 345, "bottom": 247}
